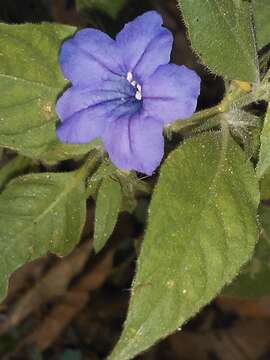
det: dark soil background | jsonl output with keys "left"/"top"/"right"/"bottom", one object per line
{"left": 0, "top": 1, "right": 270, "bottom": 359}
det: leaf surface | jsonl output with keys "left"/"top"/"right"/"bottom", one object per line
{"left": 0, "top": 23, "right": 96, "bottom": 161}
{"left": 254, "top": 0, "right": 270, "bottom": 49}
{"left": 94, "top": 177, "right": 122, "bottom": 252}
{"left": 0, "top": 168, "right": 87, "bottom": 300}
{"left": 178, "top": 0, "right": 258, "bottom": 82}
{"left": 109, "top": 132, "right": 259, "bottom": 360}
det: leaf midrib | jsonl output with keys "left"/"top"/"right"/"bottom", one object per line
{"left": 0, "top": 73, "right": 61, "bottom": 91}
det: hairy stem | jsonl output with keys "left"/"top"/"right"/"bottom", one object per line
{"left": 166, "top": 104, "right": 222, "bottom": 134}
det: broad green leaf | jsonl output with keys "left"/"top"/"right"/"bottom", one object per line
{"left": 254, "top": 0, "right": 270, "bottom": 49}
{"left": 94, "top": 177, "right": 122, "bottom": 252}
{"left": 224, "top": 205, "right": 270, "bottom": 297}
{"left": 256, "top": 104, "right": 270, "bottom": 178}
{"left": 77, "top": 0, "right": 127, "bottom": 19}
{"left": 109, "top": 132, "right": 259, "bottom": 360}
{"left": 0, "top": 168, "right": 88, "bottom": 300}
{"left": 0, "top": 155, "right": 30, "bottom": 191}
{"left": 0, "top": 23, "right": 96, "bottom": 162}
{"left": 178, "top": 0, "right": 259, "bottom": 82}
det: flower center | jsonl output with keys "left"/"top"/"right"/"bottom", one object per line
{"left": 126, "top": 72, "right": 142, "bottom": 101}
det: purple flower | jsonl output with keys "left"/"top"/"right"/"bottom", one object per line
{"left": 56, "top": 11, "right": 201, "bottom": 175}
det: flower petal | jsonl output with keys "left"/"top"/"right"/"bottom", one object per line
{"left": 102, "top": 113, "right": 164, "bottom": 175}
{"left": 116, "top": 11, "right": 173, "bottom": 82}
{"left": 56, "top": 108, "right": 106, "bottom": 144}
{"left": 143, "top": 64, "right": 201, "bottom": 124}
{"left": 60, "top": 28, "right": 124, "bottom": 87}
{"left": 56, "top": 81, "right": 141, "bottom": 144}
{"left": 56, "top": 81, "right": 136, "bottom": 122}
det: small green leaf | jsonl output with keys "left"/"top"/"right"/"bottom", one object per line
{"left": 254, "top": 0, "right": 270, "bottom": 49}
{"left": 87, "top": 160, "right": 139, "bottom": 214}
{"left": 94, "top": 177, "right": 122, "bottom": 252}
{"left": 0, "top": 168, "right": 87, "bottom": 300}
{"left": 178, "top": 0, "right": 259, "bottom": 82}
{"left": 0, "top": 23, "right": 96, "bottom": 162}
{"left": 77, "top": 0, "right": 127, "bottom": 19}
{"left": 109, "top": 132, "right": 259, "bottom": 360}
{"left": 224, "top": 205, "right": 270, "bottom": 298}
{"left": 257, "top": 104, "right": 270, "bottom": 178}
{"left": 86, "top": 159, "right": 117, "bottom": 199}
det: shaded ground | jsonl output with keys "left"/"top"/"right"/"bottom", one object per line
{"left": 0, "top": 1, "right": 270, "bottom": 359}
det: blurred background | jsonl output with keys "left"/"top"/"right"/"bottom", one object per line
{"left": 0, "top": 1, "right": 269, "bottom": 359}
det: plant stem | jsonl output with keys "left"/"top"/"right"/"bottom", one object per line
{"left": 167, "top": 104, "right": 221, "bottom": 134}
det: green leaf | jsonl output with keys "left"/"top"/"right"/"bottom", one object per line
{"left": 260, "top": 171, "right": 270, "bottom": 200}
{"left": 109, "top": 132, "right": 259, "bottom": 360}
{"left": 77, "top": 0, "right": 127, "bottom": 19}
{"left": 254, "top": 0, "right": 270, "bottom": 49}
{"left": 0, "top": 155, "right": 31, "bottom": 191}
{"left": 178, "top": 0, "right": 259, "bottom": 82}
{"left": 86, "top": 158, "right": 118, "bottom": 199}
{"left": 0, "top": 23, "right": 96, "bottom": 162}
{"left": 87, "top": 160, "right": 139, "bottom": 213}
{"left": 94, "top": 177, "right": 122, "bottom": 252}
{"left": 256, "top": 104, "right": 270, "bottom": 178}
{"left": 224, "top": 205, "right": 270, "bottom": 297}
{"left": 0, "top": 168, "right": 88, "bottom": 300}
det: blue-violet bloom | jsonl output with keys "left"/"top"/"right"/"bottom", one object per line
{"left": 56, "top": 11, "right": 201, "bottom": 175}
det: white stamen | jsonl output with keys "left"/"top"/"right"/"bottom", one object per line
{"left": 127, "top": 72, "right": 133, "bottom": 82}
{"left": 137, "top": 84, "right": 142, "bottom": 93}
{"left": 126, "top": 72, "right": 143, "bottom": 101}
{"left": 135, "top": 91, "right": 142, "bottom": 101}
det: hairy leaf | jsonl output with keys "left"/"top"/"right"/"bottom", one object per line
{"left": 0, "top": 23, "right": 96, "bottom": 162}
{"left": 0, "top": 168, "right": 87, "bottom": 300}
{"left": 254, "top": 0, "right": 270, "bottom": 49}
{"left": 178, "top": 0, "right": 258, "bottom": 82}
{"left": 109, "top": 132, "right": 259, "bottom": 360}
